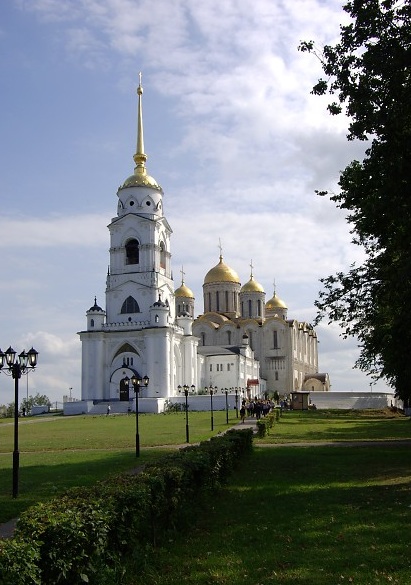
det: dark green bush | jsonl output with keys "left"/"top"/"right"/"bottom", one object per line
{"left": 0, "top": 428, "right": 253, "bottom": 585}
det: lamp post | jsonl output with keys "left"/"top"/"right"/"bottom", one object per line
{"left": 131, "top": 374, "right": 149, "bottom": 457}
{"left": 223, "top": 388, "right": 229, "bottom": 424}
{"left": 206, "top": 386, "right": 217, "bottom": 431}
{"left": 0, "top": 346, "right": 38, "bottom": 498}
{"left": 178, "top": 384, "right": 195, "bottom": 443}
{"left": 234, "top": 387, "right": 239, "bottom": 418}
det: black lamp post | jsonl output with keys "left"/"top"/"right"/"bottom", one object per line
{"left": 0, "top": 346, "right": 38, "bottom": 498}
{"left": 205, "top": 386, "right": 217, "bottom": 431}
{"left": 178, "top": 384, "right": 195, "bottom": 443}
{"left": 223, "top": 388, "right": 229, "bottom": 424}
{"left": 234, "top": 387, "right": 239, "bottom": 418}
{"left": 131, "top": 374, "right": 149, "bottom": 457}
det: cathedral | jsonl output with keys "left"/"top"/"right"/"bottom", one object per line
{"left": 76, "top": 80, "right": 329, "bottom": 414}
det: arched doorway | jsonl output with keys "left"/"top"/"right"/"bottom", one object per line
{"left": 119, "top": 377, "right": 130, "bottom": 401}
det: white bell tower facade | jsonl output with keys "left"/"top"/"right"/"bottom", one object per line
{"left": 79, "top": 78, "right": 197, "bottom": 407}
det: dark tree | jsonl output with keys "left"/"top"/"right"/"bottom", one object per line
{"left": 299, "top": 0, "right": 411, "bottom": 402}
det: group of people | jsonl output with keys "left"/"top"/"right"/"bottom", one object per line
{"left": 239, "top": 398, "right": 276, "bottom": 422}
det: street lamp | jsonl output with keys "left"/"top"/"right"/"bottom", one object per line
{"left": 0, "top": 346, "right": 38, "bottom": 498}
{"left": 205, "top": 386, "right": 217, "bottom": 431}
{"left": 234, "top": 387, "right": 239, "bottom": 418}
{"left": 178, "top": 384, "right": 195, "bottom": 443}
{"left": 222, "top": 388, "right": 229, "bottom": 424}
{"left": 130, "top": 374, "right": 149, "bottom": 457}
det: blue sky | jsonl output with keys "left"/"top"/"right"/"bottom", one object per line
{"left": 0, "top": 0, "right": 389, "bottom": 405}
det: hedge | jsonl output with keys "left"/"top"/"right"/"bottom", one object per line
{"left": 0, "top": 428, "right": 253, "bottom": 585}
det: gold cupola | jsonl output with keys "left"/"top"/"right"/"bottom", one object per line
{"left": 204, "top": 255, "right": 240, "bottom": 285}
{"left": 121, "top": 74, "right": 162, "bottom": 192}
{"left": 266, "top": 293, "right": 287, "bottom": 310}
{"left": 241, "top": 262, "right": 264, "bottom": 293}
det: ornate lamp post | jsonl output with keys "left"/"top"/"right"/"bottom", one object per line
{"left": 234, "top": 387, "right": 239, "bottom": 418}
{"left": 178, "top": 384, "right": 195, "bottom": 443}
{"left": 0, "top": 346, "right": 38, "bottom": 498}
{"left": 131, "top": 374, "right": 149, "bottom": 457}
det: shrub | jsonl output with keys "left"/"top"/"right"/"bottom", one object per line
{"left": 0, "top": 428, "right": 253, "bottom": 585}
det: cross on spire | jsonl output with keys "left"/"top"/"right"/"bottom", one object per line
{"left": 180, "top": 265, "right": 185, "bottom": 284}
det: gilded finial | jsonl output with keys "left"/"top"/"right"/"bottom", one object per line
{"left": 133, "top": 72, "right": 147, "bottom": 174}
{"left": 180, "top": 265, "right": 186, "bottom": 284}
{"left": 250, "top": 259, "right": 254, "bottom": 278}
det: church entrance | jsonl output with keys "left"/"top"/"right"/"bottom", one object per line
{"left": 119, "top": 377, "right": 130, "bottom": 401}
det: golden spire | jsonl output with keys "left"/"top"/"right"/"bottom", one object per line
{"left": 133, "top": 72, "right": 147, "bottom": 177}
{"left": 121, "top": 73, "right": 162, "bottom": 191}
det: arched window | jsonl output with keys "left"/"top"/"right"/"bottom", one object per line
{"left": 227, "top": 330, "right": 231, "bottom": 344}
{"left": 159, "top": 241, "right": 166, "bottom": 269}
{"left": 257, "top": 299, "right": 262, "bottom": 316}
{"left": 248, "top": 299, "right": 252, "bottom": 317}
{"left": 90, "top": 319, "right": 94, "bottom": 327}
{"left": 121, "top": 296, "right": 140, "bottom": 314}
{"left": 125, "top": 239, "right": 139, "bottom": 265}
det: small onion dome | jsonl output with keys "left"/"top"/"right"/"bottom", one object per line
{"left": 241, "top": 275, "right": 264, "bottom": 293}
{"left": 121, "top": 171, "right": 162, "bottom": 191}
{"left": 175, "top": 283, "right": 194, "bottom": 298}
{"left": 266, "top": 293, "right": 287, "bottom": 310}
{"left": 153, "top": 295, "right": 168, "bottom": 307}
{"left": 88, "top": 297, "right": 104, "bottom": 312}
{"left": 204, "top": 256, "right": 240, "bottom": 285}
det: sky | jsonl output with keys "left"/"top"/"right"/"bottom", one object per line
{"left": 0, "top": 0, "right": 391, "bottom": 406}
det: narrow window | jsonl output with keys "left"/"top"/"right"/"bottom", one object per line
{"left": 248, "top": 299, "right": 252, "bottom": 317}
{"left": 275, "top": 371, "right": 279, "bottom": 381}
{"left": 227, "top": 331, "right": 231, "bottom": 344}
{"left": 225, "top": 290, "right": 229, "bottom": 311}
{"left": 201, "top": 333, "right": 205, "bottom": 346}
{"left": 90, "top": 319, "right": 94, "bottom": 327}
{"left": 210, "top": 364, "right": 213, "bottom": 372}
{"left": 273, "top": 331, "right": 278, "bottom": 349}
{"left": 125, "top": 239, "right": 139, "bottom": 264}
{"left": 160, "top": 241, "right": 166, "bottom": 269}
{"left": 216, "top": 291, "right": 220, "bottom": 312}
{"left": 257, "top": 299, "right": 261, "bottom": 316}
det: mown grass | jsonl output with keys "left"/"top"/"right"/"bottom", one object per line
{"left": 1, "top": 408, "right": 411, "bottom": 585}
{"left": 257, "top": 408, "right": 411, "bottom": 443}
{"left": 0, "top": 410, "right": 237, "bottom": 522}
{"left": 137, "top": 444, "right": 411, "bottom": 585}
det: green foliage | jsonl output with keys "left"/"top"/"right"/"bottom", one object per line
{"left": 0, "top": 539, "right": 41, "bottom": 584}
{"left": 256, "top": 412, "right": 277, "bottom": 437}
{"left": 299, "top": 1, "right": 411, "bottom": 402}
{"left": 21, "top": 393, "right": 51, "bottom": 413}
{"left": 0, "top": 429, "right": 253, "bottom": 585}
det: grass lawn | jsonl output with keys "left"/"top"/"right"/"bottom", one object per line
{"left": 138, "top": 443, "right": 411, "bottom": 585}
{"left": 0, "top": 410, "right": 237, "bottom": 522}
{"left": 1, "top": 408, "right": 410, "bottom": 584}
{"left": 257, "top": 408, "right": 411, "bottom": 443}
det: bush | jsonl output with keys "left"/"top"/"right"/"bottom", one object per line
{"left": 0, "top": 429, "right": 253, "bottom": 585}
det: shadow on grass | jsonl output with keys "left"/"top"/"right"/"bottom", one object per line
{"left": 139, "top": 446, "right": 411, "bottom": 585}
{"left": 0, "top": 448, "right": 172, "bottom": 523}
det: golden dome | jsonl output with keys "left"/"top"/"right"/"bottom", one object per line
{"left": 266, "top": 293, "right": 287, "bottom": 310}
{"left": 204, "top": 256, "right": 240, "bottom": 285}
{"left": 122, "top": 171, "right": 162, "bottom": 191}
{"left": 241, "top": 275, "right": 264, "bottom": 293}
{"left": 175, "top": 283, "right": 194, "bottom": 298}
